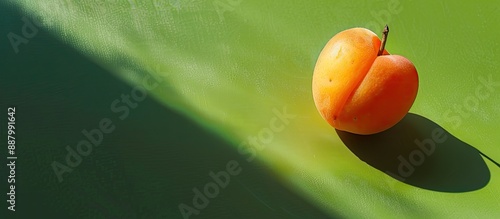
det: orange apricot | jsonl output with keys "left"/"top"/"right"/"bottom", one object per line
{"left": 312, "top": 26, "right": 418, "bottom": 135}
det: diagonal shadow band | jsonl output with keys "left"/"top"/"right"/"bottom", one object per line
{"left": 336, "top": 113, "right": 490, "bottom": 193}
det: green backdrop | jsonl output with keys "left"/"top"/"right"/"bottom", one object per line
{"left": 1, "top": 0, "right": 499, "bottom": 218}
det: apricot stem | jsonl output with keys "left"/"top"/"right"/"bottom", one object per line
{"left": 378, "top": 25, "right": 389, "bottom": 56}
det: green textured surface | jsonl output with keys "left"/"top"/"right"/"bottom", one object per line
{"left": 2, "top": 0, "right": 499, "bottom": 218}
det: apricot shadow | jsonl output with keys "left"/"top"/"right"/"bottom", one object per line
{"left": 336, "top": 113, "right": 490, "bottom": 193}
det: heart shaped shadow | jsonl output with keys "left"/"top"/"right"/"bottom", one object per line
{"left": 336, "top": 113, "right": 491, "bottom": 192}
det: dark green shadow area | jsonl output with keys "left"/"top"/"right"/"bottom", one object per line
{"left": 337, "top": 113, "right": 491, "bottom": 193}
{"left": 0, "top": 4, "right": 335, "bottom": 219}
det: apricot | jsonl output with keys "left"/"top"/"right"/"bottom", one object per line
{"left": 312, "top": 26, "right": 418, "bottom": 135}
